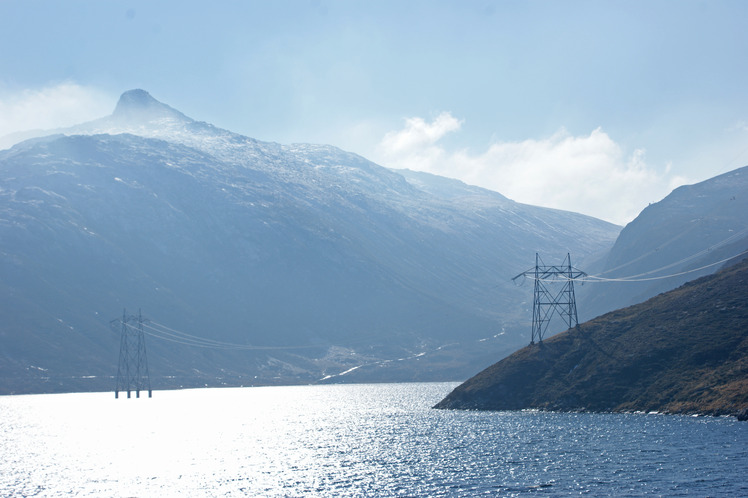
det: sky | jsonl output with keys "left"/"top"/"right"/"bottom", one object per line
{"left": 1, "top": 0, "right": 747, "bottom": 225}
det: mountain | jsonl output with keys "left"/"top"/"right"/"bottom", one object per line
{"left": 577, "top": 166, "right": 748, "bottom": 322}
{"left": 434, "top": 256, "right": 748, "bottom": 418}
{"left": 0, "top": 90, "right": 621, "bottom": 394}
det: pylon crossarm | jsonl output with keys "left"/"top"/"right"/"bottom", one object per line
{"left": 513, "top": 269, "right": 587, "bottom": 282}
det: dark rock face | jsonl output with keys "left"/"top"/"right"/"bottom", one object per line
{"left": 435, "top": 257, "right": 748, "bottom": 418}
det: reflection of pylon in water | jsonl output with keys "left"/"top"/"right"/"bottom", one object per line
{"left": 513, "top": 253, "right": 587, "bottom": 345}
{"left": 113, "top": 309, "right": 152, "bottom": 398}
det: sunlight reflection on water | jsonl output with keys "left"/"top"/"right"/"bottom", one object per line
{"left": 1, "top": 383, "right": 746, "bottom": 496}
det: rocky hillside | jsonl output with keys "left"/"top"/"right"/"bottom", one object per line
{"left": 435, "top": 256, "right": 748, "bottom": 418}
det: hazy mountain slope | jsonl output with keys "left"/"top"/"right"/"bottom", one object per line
{"left": 434, "top": 256, "right": 748, "bottom": 417}
{"left": 578, "top": 166, "right": 748, "bottom": 321}
{"left": 0, "top": 90, "right": 621, "bottom": 394}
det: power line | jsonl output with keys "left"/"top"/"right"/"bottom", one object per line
{"left": 593, "top": 226, "right": 748, "bottom": 280}
{"left": 512, "top": 230, "right": 748, "bottom": 286}
{"left": 122, "top": 320, "right": 329, "bottom": 351}
{"left": 514, "top": 248, "right": 748, "bottom": 285}
{"left": 510, "top": 243, "right": 747, "bottom": 346}
{"left": 583, "top": 249, "right": 748, "bottom": 283}
{"left": 512, "top": 253, "right": 586, "bottom": 344}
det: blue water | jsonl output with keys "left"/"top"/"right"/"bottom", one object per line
{"left": 1, "top": 383, "right": 746, "bottom": 496}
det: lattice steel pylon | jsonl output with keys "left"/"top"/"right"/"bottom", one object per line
{"left": 512, "top": 253, "right": 587, "bottom": 344}
{"left": 113, "top": 309, "right": 152, "bottom": 398}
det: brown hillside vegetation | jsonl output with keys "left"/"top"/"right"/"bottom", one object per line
{"left": 434, "top": 256, "right": 748, "bottom": 418}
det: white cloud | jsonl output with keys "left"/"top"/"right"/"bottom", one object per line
{"left": 0, "top": 82, "right": 113, "bottom": 139}
{"left": 380, "top": 112, "right": 463, "bottom": 153}
{"left": 377, "top": 113, "right": 688, "bottom": 225}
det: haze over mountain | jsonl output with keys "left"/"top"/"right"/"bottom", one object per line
{"left": 577, "top": 166, "right": 748, "bottom": 321}
{"left": 0, "top": 90, "right": 621, "bottom": 394}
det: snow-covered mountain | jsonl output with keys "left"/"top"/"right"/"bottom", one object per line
{"left": 0, "top": 90, "right": 621, "bottom": 393}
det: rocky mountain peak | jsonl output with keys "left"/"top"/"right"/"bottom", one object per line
{"left": 112, "top": 89, "right": 191, "bottom": 124}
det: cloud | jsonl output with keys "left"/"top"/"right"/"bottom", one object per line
{"left": 0, "top": 82, "right": 113, "bottom": 139}
{"left": 380, "top": 112, "right": 463, "bottom": 153}
{"left": 377, "top": 113, "right": 688, "bottom": 225}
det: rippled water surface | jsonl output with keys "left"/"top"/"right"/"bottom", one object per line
{"left": 1, "top": 383, "right": 746, "bottom": 496}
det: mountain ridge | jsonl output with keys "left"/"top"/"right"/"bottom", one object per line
{"left": 578, "top": 165, "right": 748, "bottom": 321}
{"left": 0, "top": 90, "right": 620, "bottom": 393}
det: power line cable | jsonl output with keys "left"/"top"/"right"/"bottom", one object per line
{"left": 518, "top": 248, "right": 748, "bottom": 284}
{"left": 122, "top": 320, "right": 330, "bottom": 351}
{"left": 145, "top": 320, "right": 259, "bottom": 348}
{"left": 596, "top": 222, "right": 748, "bottom": 279}
{"left": 582, "top": 249, "right": 748, "bottom": 283}
{"left": 591, "top": 226, "right": 748, "bottom": 281}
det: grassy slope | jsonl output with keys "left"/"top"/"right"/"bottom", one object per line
{"left": 435, "top": 257, "right": 748, "bottom": 417}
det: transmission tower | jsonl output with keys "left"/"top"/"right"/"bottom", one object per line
{"left": 512, "top": 253, "right": 587, "bottom": 344}
{"left": 113, "top": 309, "right": 152, "bottom": 398}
